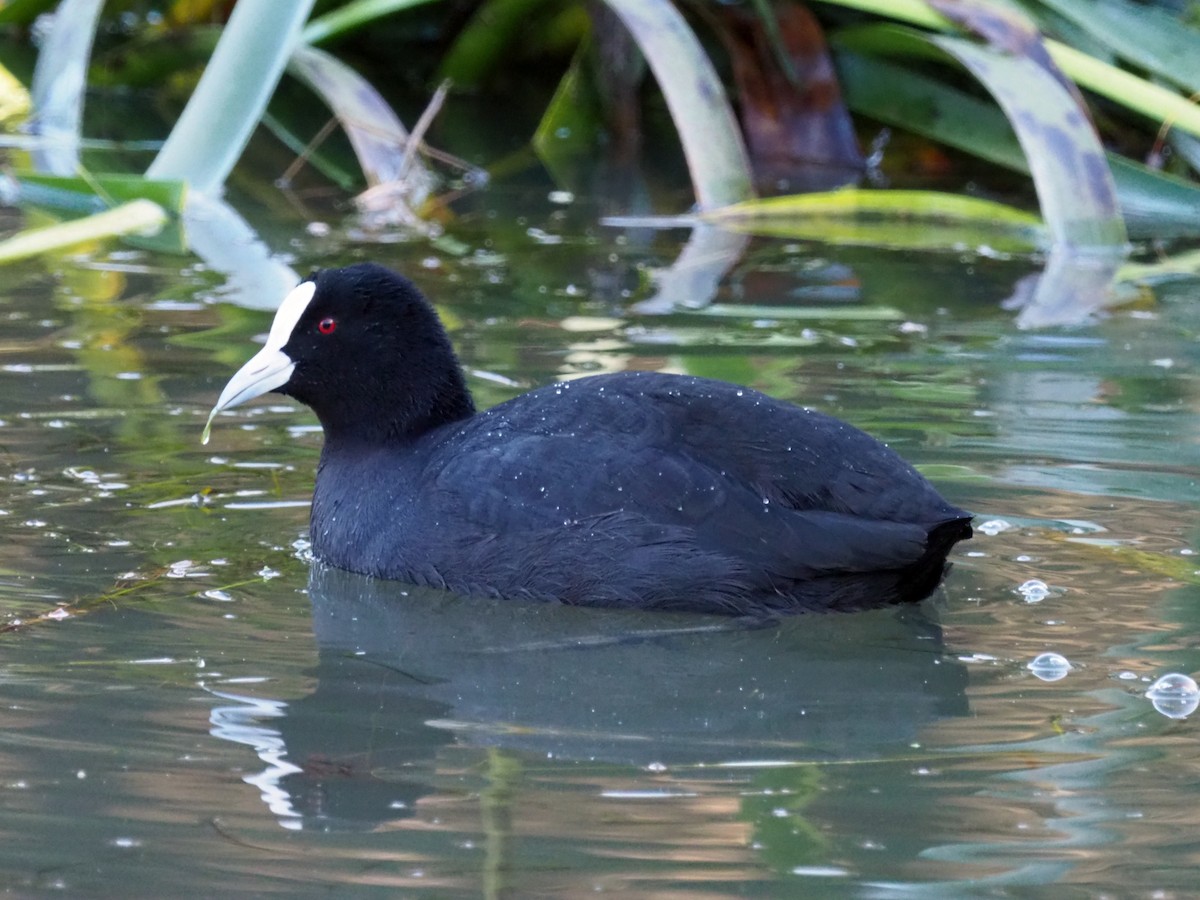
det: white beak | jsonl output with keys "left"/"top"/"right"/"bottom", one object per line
{"left": 202, "top": 279, "right": 317, "bottom": 444}
{"left": 202, "top": 347, "right": 294, "bottom": 444}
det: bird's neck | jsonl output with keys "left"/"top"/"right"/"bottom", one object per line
{"left": 316, "top": 368, "right": 475, "bottom": 449}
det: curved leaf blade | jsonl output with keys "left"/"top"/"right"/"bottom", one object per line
{"left": 532, "top": 39, "right": 604, "bottom": 182}
{"left": 29, "top": 0, "right": 103, "bottom": 175}
{"left": 600, "top": 0, "right": 754, "bottom": 209}
{"left": 835, "top": 46, "right": 1200, "bottom": 241}
{"left": 1036, "top": 0, "right": 1200, "bottom": 94}
{"left": 699, "top": 189, "right": 1043, "bottom": 252}
{"left": 835, "top": 48, "right": 1200, "bottom": 240}
{"left": 837, "top": 23, "right": 1124, "bottom": 248}
{"left": 287, "top": 44, "right": 435, "bottom": 192}
{"left": 146, "top": 1, "right": 316, "bottom": 193}
{"left": 931, "top": 33, "right": 1124, "bottom": 248}
{"left": 817, "top": 0, "right": 1200, "bottom": 140}
{"left": 0, "top": 199, "right": 167, "bottom": 264}
{"left": 302, "top": 0, "right": 440, "bottom": 45}
{"left": 17, "top": 172, "right": 187, "bottom": 213}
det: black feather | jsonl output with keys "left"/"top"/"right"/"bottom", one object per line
{"left": 251, "top": 262, "right": 973, "bottom": 615}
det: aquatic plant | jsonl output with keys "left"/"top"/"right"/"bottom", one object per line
{"left": 1, "top": 0, "right": 1199, "bottom": 321}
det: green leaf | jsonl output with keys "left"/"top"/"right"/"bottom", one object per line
{"left": 1034, "top": 0, "right": 1200, "bottom": 93}
{"left": 692, "top": 304, "right": 907, "bottom": 321}
{"left": 1115, "top": 247, "right": 1200, "bottom": 287}
{"left": 816, "top": 0, "right": 949, "bottom": 30}
{"left": 532, "top": 39, "right": 605, "bottom": 184}
{"left": 698, "top": 189, "right": 1043, "bottom": 252}
{"left": 3, "top": 177, "right": 104, "bottom": 214}
{"left": 146, "top": 1, "right": 316, "bottom": 194}
{"left": 12, "top": 173, "right": 187, "bottom": 254}
{"left": 0, "top": 200, "right": 167, "bottom": 264}
{"left": 815, "top": 0, "right": 1200, "bottom": 139}
{"left": 835, "top": 48, "right": 1200, "bottom": 240}
{"left": 834, "top": 48, "right": 1026, "bottom": 168}
{"left": 17, "top": 172, "right": 187, "bottom": 214}
{"left": 836, "top": 23, "right": 1124, "bottom": 249}
{"left": 0, "top": 59, "right": 29, "bottom": 125}
{"left": 1104, "top": 156, "right": 1200, "bottom": 242}
{"left": 1050, "top": 40, "right": 1200, "bottom": 140}
{"left": 600, "top": 0, "right": 754, "bottom": 209}
{"left": 0, "top": 0, "right": 57, "bottom": 26}
{"left": 302, "top": 0, "right": 441, "bottom": 45}
{"left": 439, "top": 0, "right": 563, "bottom": 88}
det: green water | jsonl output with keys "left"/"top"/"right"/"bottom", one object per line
{"left": 0, "top": 178, "right": 1198, "bottom": 897}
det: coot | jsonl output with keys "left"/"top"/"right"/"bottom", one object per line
{"left": 206, "top": 263, "right": 971, "bottom": 615}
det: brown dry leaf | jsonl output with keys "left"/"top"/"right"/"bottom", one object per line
{"left": 714, "top": 3, "right": 863, "bottom": 192}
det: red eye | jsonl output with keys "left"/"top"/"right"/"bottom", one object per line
{"left": 317, "top": 317, "right": 337, "bottom": 335}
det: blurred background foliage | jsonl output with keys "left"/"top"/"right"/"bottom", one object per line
{"left": 0, "top": 0, "right": 1198, "bottom": 320}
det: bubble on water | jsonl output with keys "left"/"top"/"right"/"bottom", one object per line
{"left": 977, "top": 519, "right": 1014, "bottom": 536}
{"left": 957, "top": 652, "right": 997, "bottom": 664}
{"left": 1028, "top": 652, "right": 1072, "bottom": 682}
{"left": 1018, "top": 579, "right": 1050, "bottom": 603}
{"left": 167, "top": 559, "right": 203, "bottom": 578}
{"left": 1145, "top": 673, "right": 1200, "bottom": 720}
{"left": 791, "top": 865, "right": 849, "bottom": 877}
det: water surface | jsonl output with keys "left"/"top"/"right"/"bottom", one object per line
{"left": 0, "top": 191, "right": 1198, "bottom": 897}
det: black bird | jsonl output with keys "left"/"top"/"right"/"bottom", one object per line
{"left": 206, "top": 263, "right": 972, "bottom": 616}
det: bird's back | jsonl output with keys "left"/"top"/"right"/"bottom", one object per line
{"left": 311, "top": 371, "right": 971, "bottom": 614}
